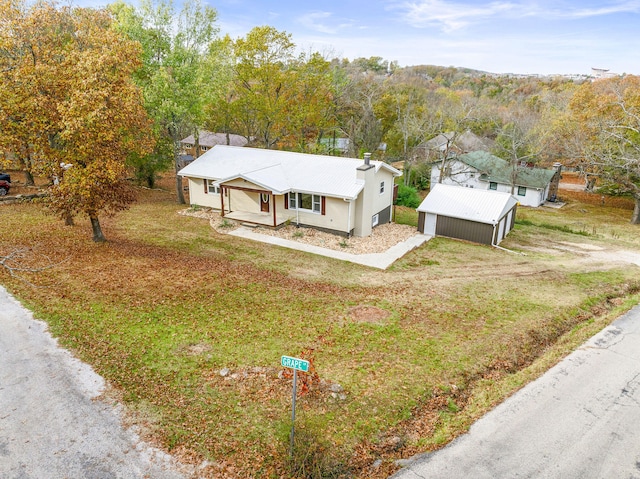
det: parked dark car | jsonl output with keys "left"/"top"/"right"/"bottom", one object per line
{"left": 0, "top": 173, "right": 10, "bottom": 183}
{"left": 0, "top": 179, "right": 10, "bottom": 196}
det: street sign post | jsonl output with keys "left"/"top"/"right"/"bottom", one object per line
{"left": 281, "top": 355, "right": 310, "bottom": 457}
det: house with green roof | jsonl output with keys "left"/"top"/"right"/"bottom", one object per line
{"left": 430, "top": 151, "right": 561, "bottom": 207}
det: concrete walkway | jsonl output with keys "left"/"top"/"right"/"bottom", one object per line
{"left": 229, "top": 227, "right": 431, "bottom": 269}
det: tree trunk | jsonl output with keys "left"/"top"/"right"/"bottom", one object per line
{"left": 64, "top": 213, "right": 74, "bottom": 226}
{"left": 174, "top": 139, "right": 186, "bottom": 205}
{"left": 175, "top": 164, "right": 186, "bottom": 204}
{"left": 631, "top": 197, "right": 640, "bottom": 224}
{"left": 23, "top": 169, "right": 35, "bottom": 187}
{"left": 20, "top": 153, "right": 35, "bottom": 186}
{"left": 404, "top": 160, "right": 411, "bottom": 186}
{"left": 90, "top": 215, "right": 106, "bottom": 242}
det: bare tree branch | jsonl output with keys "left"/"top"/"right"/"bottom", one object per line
{"left": 0, "top": 247, "right": 65, "bottom": 286}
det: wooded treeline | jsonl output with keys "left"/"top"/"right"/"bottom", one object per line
{"left": 2, "top": 0, "right": 640, "bottom": 235}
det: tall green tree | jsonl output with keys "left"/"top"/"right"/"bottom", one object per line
{"left": 110, "top": 0, "right": 218, "bottom": 203}
{"left": 280, "top": 52, "right": 336, "bottom": 151}
{"left": 230, "top": 26, "right": 296, "bottom": 149}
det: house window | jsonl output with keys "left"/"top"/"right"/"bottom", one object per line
{"left": 489, "top": 182, "right": 497, "bottom": 190}
{"left": 200, "top": 146, "right": 209, "bottom": 151}
{"left": 184, "top": 143, "right": 193, "bottom": 149}
{"left": 207, "top": 180, "right": 220, "bottom": 194}
{"left": 517, "top": 186, "right": 527, "bottom": 196}
{"left": 289, "top": 192, "right": 322, "bottom": 213}
{"left": 379, "top": 181, "right": 385, "bottom": 194}
{"left": 372, "top": 213, "right": 379, "bottom": 227}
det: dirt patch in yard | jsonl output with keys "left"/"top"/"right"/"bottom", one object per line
{"left": 348, "top": 305, "right": 391, "bottom": 325}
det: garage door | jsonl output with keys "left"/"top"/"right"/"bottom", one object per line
{"left": 435, "top": 216, "right": 493, "bottom": 245}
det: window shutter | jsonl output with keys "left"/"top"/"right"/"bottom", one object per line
{"left": 204, "top": 179, "right": 208, "bottom": 194}
{"left": 284, "top": 193, "right": 288, "bottom": 209}
{"left": 321, "top": 196, "right": 326, "bottom": 215}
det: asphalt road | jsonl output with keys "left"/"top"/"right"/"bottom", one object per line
{"left": 0, "top": 286, "right": 188, "bottom": 479}
{"left": 392, "top": 303, "right": 640, "bottom": 479}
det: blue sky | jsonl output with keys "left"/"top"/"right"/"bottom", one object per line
{"left": 211, "top": 0, "right": 639, "bottom": 75}
{"left": 77, "top": 0, "right": 638, "bottom": 75}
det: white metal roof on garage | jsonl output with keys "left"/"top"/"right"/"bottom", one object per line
{"left": 178, "top": 145, "right": 400, "bottom": 200}
{"left": 417, "top": 183, "right": 518, "bottom": 225}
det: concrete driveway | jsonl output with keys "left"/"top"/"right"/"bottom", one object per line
{"left": 0, "top": 286, "right": 189, "bottom": 479}
{"left": 392, "top": 303, "right": 640, "bottom": 479}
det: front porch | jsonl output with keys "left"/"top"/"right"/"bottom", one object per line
{"left": 223, "top": 210, "right": 289, "bottom": 228}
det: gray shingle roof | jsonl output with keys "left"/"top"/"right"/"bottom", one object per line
{"left": 180, "top": 130, "right": 248, "bottom": 148}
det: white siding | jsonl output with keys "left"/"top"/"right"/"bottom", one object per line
{"left": 373, "top": 169, "right": 396, "bottom": 218}
{"left": 431, "top": 162, "right": 547, "bottom": 207}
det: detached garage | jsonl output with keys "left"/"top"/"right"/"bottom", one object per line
{"left": 417, "top": 184, "right": 518, "bottom": 246}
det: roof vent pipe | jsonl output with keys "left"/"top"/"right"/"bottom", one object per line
{"left": 364, "top": 152, "right": 371, "bottom": 165}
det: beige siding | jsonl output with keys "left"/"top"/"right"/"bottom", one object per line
{"left": 228, "top": 189, "right": 259, "bottom": 212}
{"left": 187, "top": 178, "right": 222, "bottom": 209}
{"left": 288, "top": 196, "right": 350, "bottom": 233}
{"left": 224, "top": 178, "right": 264, "bottom": 190}
{"left": 373, "top": 170, "right": 396, "bottom": 218}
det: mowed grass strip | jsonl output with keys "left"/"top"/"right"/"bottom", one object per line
{"left": 1, "top": 188, "right": 639, "bottom": 477}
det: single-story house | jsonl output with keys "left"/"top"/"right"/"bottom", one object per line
{"left": 430, "top": 151, "right": 561, "bottom": 207}
{"left": 417, "top": 183, "right": 518, "bottom": 246}
{"left": 416, "top": 130, "right": 495, "bottom": 161}
{"left": 318, "top": 137, "right": 387, "bottom": 157}
{"left": 180, "top": 130, "right": 248, "bottom": 158}
{"left": 178, "top": 145, "right": 401, "bottom": 237}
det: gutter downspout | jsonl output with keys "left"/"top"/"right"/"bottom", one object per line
{"left": 491, "top": 219, "right": 526, "bottom": 255}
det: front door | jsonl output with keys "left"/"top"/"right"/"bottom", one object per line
{"left": 260, "top": 193, "right": 270, "bottom": 213}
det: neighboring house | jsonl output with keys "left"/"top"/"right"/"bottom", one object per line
{"left": 417, "top": 183, "right": 518, "bottom": 246}
{"left": 180, "top": 130, "right": 248, "bottom": 158}
{"left": 177, "top": 154, "right": 194, "bottom": 169}
{"left": 178, "top": 145, "right": 401, "bottom": 237}
{"left": 417, "top": 130, "right": 495, "bottom": 161}
{"left": 318, "top": 137, "right": 387, "bottom": 156}
{"left": 319, "top": 137, "right": 350, "bottom": 155}
{"left": 430, "top": 151, "right": 561, "bottom": 207}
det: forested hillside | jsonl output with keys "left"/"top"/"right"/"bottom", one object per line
{"left": 2, "top": 0, "right": 639, "bottom": 224}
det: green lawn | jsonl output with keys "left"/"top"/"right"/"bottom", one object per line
{"left": 1, "top": 188, "right": 639, "bottom": 478}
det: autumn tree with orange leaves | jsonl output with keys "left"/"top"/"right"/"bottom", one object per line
{"left": 568, "top": 75, "right": 640, "bottom": 224}
{"left": 0, "top": 0, "right": 153, "bottom": 241}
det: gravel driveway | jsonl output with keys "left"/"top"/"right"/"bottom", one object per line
{"left": 0, "top": 286, "right": 189, "bottom": 479}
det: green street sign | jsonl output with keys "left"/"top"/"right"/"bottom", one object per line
{"left": 281, "top": 355, "right": 310, "bottom": 372}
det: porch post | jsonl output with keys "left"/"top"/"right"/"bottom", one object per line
{"left": 272, "top": 194, "right": 276, "bottom": 227}
{"left": 221, "top": 186, "right": 226, "bottom": 217}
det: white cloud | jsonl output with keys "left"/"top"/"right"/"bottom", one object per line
{"left": 394, "top": 0, "right": 518, "bottom": 31}
{"left": 297, "top": 11, "right": 339, "bottom": 34}
{"left": 560, "top": 1, "right": 640, "bottom": 18}
{"left": 392, "top": 0, "right": 640, "bottom": 31}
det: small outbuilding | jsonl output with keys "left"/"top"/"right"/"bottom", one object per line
{"left": 417, "top": 183, "right": 518, "bottom": 246}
